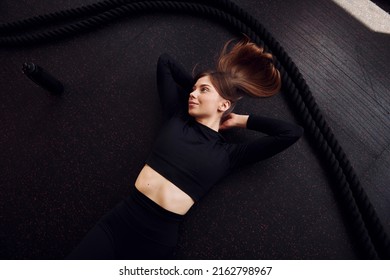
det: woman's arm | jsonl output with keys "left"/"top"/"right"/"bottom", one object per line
{"left": 156, "top": 53, "right": 194, "bottom": 118}
{"left": 222, "top": 113, "right": 304, "bottom": 168}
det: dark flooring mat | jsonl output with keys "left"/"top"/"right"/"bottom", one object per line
{"left": 0, "top": 0, "right": 389, "bottom": 259}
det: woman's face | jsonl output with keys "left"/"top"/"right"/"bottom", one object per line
{"left": 188, "top": 76, "right": 229, "bottom": 120}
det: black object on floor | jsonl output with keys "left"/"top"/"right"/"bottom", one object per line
{"left": 22, "top": 62, "right": 64, "bottom": 95}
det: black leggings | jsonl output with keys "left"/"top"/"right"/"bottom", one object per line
{"left": 66, "top": 186, "right": 184, "bottom": 260}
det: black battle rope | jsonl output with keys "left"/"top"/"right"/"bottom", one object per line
{"left": 1, "top": 0, "right": 389, "bottom": 259}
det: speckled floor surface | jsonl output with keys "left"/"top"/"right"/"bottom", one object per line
{"left": 0, "top": 0, "right": 389, "bottom": 259}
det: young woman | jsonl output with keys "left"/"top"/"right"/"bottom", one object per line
{"left": 67, "top": 38, "right": 303, "bottom": 259}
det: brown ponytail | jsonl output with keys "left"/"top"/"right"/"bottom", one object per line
{"left": 195, "top": 37, "right": 281, "bottom": 116}
{"left": 217, "top": 37, "right": 281, "bottom": 97}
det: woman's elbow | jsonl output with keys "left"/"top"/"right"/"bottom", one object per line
{"left": 283, "top": 125, "right": 304, "bottom": 144}
{"left": 293, "top": 125, "right": 304, "bottom": 139}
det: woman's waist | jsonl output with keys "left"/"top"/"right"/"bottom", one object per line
{"left": 135, "top": 164, "right": 195, "bottom": 215}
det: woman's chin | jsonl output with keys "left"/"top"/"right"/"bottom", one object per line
{"left": 188, "top": 109, "right": 196, "bottom": 117}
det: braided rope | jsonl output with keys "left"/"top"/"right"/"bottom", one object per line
{"left": 0, "top": 0, "right": 143, "bottom": 34}
{"left": 1, "top": 0, "right": 388, "bottom": 259}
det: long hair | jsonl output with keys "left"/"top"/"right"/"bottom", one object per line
{"left": 195, "top": 37, "right": 281, "bottom": 117}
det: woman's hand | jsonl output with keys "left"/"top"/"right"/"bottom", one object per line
{"left": 219, "top": 113, "right": 249, "bottom": 130}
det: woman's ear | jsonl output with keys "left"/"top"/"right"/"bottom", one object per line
{"left": 218, "top": 99, "right": 231, "bottom": 112}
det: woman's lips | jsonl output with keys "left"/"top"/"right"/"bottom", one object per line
{"left": 188, "top": 101, "right": 199, "bottom": 106}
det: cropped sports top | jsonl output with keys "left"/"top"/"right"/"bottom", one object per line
{"left": 145, "top": 54, "right": 303, "bottom": 202}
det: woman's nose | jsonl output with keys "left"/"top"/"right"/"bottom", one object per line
{"left": 189, "top": 90, "right": 198, "bottom": 98}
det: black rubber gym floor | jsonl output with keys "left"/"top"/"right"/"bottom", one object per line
{"left": 0, "top": 0, "right": 389, "bottom": 259}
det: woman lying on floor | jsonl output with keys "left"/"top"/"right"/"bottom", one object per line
{"left": 67, "top": 37, "right": 303, "bottom": 259}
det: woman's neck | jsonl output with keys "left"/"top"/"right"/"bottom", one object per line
{"left": 195, "top": 117, "right": 221, "bottom": 132}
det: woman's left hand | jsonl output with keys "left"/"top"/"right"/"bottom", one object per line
{"left": 219, "top": 113, "right": 249, "bottom": 130}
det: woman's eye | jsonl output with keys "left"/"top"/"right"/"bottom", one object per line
{"left": 201, "top": 87, "right": 208, "bottom": 92}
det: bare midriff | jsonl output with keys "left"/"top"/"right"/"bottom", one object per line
{"left": 135, "top": 164, "right": 195, "bottom": 215}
